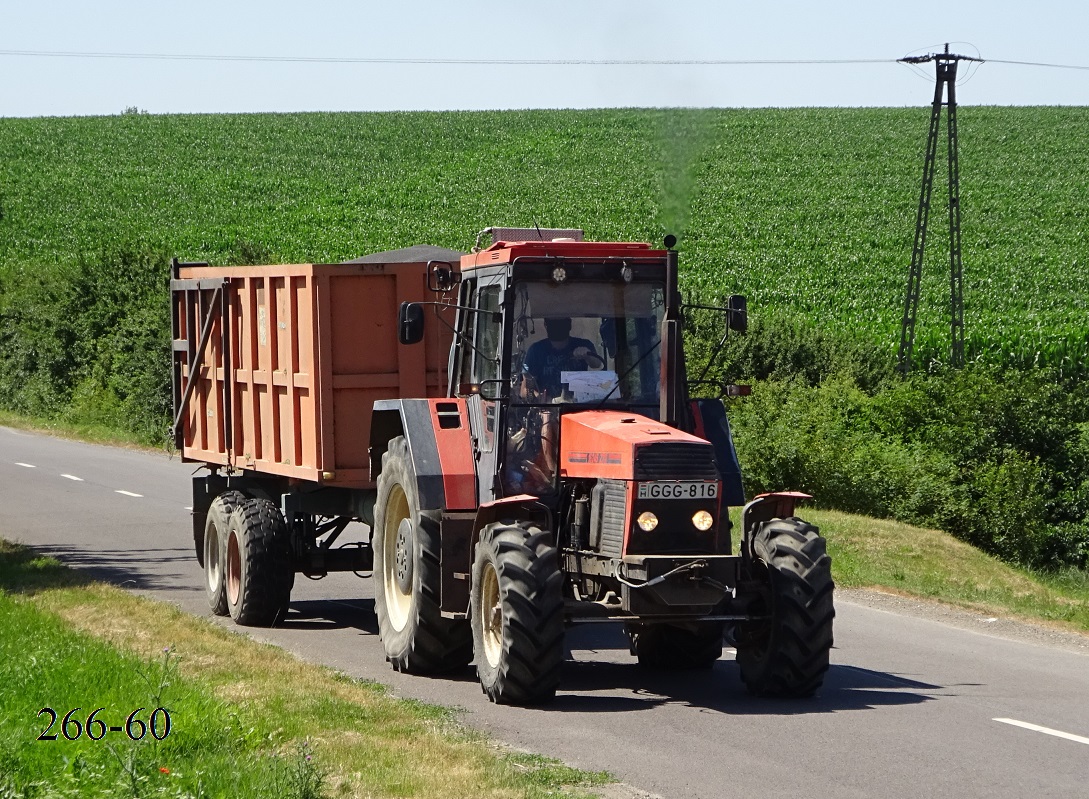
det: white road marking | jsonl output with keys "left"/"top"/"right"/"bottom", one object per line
{"left": 15, "top": 462, "right": 36, "bottom": 468}
{"left": 184, "top": 506, "right": 193, "bottom": 511}
{"left": 993, "top": 718, "right": 1089, "bottom": 746}
{"left": 60, "top": 474, "right": 84, "bottom": 481}
{"left": 115, "top": 490, "right": 143, "bottom": 498}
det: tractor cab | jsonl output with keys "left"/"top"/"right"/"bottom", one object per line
{"left": 445, "top": 235, "right": 671, "bottom": 503}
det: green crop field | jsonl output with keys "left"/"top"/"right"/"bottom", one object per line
{"left": 1, "top": 107, "right": 1088, "bottom": 571}
{"left": 1, "top": 107, "right": 1087, "bottom": 370}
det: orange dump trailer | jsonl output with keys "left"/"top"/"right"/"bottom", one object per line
{"left": 171, "top": 250, "right": 455, "bottom": 489}
{"left": 171, "top": 245, "right": 464, "bottom": 624}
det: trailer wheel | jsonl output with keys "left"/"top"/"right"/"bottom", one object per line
{"left": 224, "top": 498, "right": 294, "bottom": 626}
{"left": 373, "top": 436, "right": 472, "bottom": 673}
{"left": 628, "top": 622, "right": 725, "bottom": 670}
{"left": 735, "top": 517, "right": 834, "bottom": 697}
{"left": 203, "top": 491, "right": 247, "bottom": 616}
{"left": 471, "top": 522, "right": 564, "bottom": 704}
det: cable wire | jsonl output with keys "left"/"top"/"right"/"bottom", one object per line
{"left": 0, "top": 49, "right": 895, "bottom": 66}
{"left": 986, "top": 58, "right": 1089, "bottom": 72}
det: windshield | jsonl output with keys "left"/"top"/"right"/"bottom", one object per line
{"left": 510, "top": 280, "right": 664, "bottom": 406}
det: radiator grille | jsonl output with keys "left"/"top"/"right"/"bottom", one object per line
{"left": 634, "top": 443, "right": 719, "bottom": 481}
{"left": 591, "top": 480, "right": 627, "bottom": 558}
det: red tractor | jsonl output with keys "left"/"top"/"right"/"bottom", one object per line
{"left": 174, "top": 228, "right": 834, "bottom": 705}
{"left": 382, "top": 228, "right": 833, "bottom": 702}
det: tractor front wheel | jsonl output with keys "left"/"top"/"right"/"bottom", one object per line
{"left": 735, "top": 517, "right": 834, "bottom": 697}
{"left": 471, "top": 522, "right": 564, "bottom": 704}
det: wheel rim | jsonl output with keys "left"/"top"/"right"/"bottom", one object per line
{"left": 382, "top": 485, "right": 413, "bottom": 632}
{"left": 206, "top": 527, "right": 221, "bottom": 593}
{"left": 479, "top": 560, "right": 502, "bottom": 668}
{"left": 226, "top": 530, "right": 241, "bottom": 606}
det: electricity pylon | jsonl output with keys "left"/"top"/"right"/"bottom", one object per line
{"left": 897, "top": 44, "right": 982, "bottom": 373}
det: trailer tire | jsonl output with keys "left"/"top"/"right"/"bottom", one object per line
{"left": 628, "top": 622, "right": 725, "bottom": 670}
{"left": 736, "top": 517, "right": 834, "bottom": 697}
{"left": 471, "top": 522, "right": 564, "bottom": 704}
{"left": 224, "top": 498, "right": 294, "bottom": 626}
{"left": 204, "top": 490, "right": 247, "bottom": 616}
{"left": 373, "top": 436, "right": 472, "bottom": 673}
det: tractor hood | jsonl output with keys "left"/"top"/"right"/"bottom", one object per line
{"left": 559, "top": 411, "right": 719, "bottom": 482}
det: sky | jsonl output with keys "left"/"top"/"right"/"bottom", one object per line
{"left": 2, "top": 1, "right": 1087, "bottom": 117}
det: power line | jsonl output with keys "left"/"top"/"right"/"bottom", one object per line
{"left": 2, "top": 47, "right": 1086, "bottom": 72}
{"left": 0, "top": 48, "right": 893, "bottom": 66}
{"left": 986, "top": 58, "right": 1089, "bottom": 72}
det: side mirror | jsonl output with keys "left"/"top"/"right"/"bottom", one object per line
{"left": 427, "top": 260, "right": 460, "bottom": 292}
{"left": 398, "top": 302, "right": 425, "bottom": 345}
{"left": 727, "top": 295, "right": 748, "bottom": 333}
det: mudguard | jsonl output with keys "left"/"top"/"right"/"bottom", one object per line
{"left": 370, "top": 398, "right": 477, "bottom": 511}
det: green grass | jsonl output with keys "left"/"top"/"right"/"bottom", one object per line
{"left": 0, "top": 540, "right": 610, "bottom": 799}
{"left": 0, "top": 409, "right": 163, "bottom": 452}
{"left": 809, "top": 508, "right": 1089, "bottom": 632}
{"left": 0, "top": 588, "right": 326, "bottom": 797}
{"left": 1, "top": 107, "right": 1087, "bottom": 369}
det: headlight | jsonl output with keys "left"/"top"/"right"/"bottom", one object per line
{"left": 691, "top": 510, "right": 715, "bottom": 531}
{"left": 636, "top": 512, "right": 659, "bottom": 532}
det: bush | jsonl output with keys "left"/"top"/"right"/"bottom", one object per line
{"left": 0, "top": 246, "right": 172, "bottom": 445}
{"left": 728, "top": 368, "right": 1089, "bottom": 569}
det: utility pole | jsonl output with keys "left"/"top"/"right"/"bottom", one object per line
{"left": 897, "top": 44, "right": 981, "bottom": 373}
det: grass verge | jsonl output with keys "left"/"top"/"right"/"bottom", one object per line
{"left": 809, "top": 508, "right": 1089, "bottom": 633}
{"left": 0, "top": 410, "right": 163, "bottom": 453}
{"left": 0, "top": 540, "right": 610, "bottom": 799}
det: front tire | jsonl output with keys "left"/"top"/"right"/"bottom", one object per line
{"left": 224, "top": 498, "right": 295, "bottom": 626}
{"left": 735, "top": 517, "right": 834, "bottom": 697}
{"left": 373, "top": 436, "right": 471, "bottom": 673}
{"left": 204, "top": 490, "right": 246, "bottom": 616}
{"left": 471, "top": 522, "right": 564, "bottom": 704}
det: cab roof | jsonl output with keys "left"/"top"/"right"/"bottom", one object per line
{"left": 462, "top": 239, "right": 666, "bottom": 270}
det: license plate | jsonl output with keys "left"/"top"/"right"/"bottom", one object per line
{"left": 638, "top": 481, "right": 718, "bottom": 500}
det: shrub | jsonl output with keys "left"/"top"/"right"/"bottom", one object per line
{"left": 728, "top": 368, "right": 1089, "bottom": 569}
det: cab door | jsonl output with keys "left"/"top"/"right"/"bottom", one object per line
{"left": 463, "top": 274, "right": 505, "bottom": 504}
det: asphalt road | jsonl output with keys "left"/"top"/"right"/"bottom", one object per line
{"left": 3, "top": 425, "right": 1089, "bottom": 799}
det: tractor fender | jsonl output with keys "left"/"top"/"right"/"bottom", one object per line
{"left": 471, "top": 494, "right": 553, "bottom": 541}
{"left": 370, "top": 398, "right": 476, "bottom": 511}
{"left": 740, "top": 491, "right": 813, "bottom": 556}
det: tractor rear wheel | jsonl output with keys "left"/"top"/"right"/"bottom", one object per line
{"left": 735, "top": 517, "right": 834, "bottom": 697}
{"left": 203, "top": 490, "right": 246, "bottom": 616}
{"left": 224, "top": 498, "right": 295, "bottom": 626}
{"left": 373, "top": 436, "right": 472, "bottom": 673}
{"left": 471, "top": 521, "right": 564, "bottom": 704}
{"left": 628, "top": 622, "right": 725, "bottom": 670}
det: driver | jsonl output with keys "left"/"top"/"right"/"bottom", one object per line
{"left": 522, "top": 317, "right": 603, "bottom": 399}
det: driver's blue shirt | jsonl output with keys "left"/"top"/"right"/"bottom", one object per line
{"left": 523, "top": 337, "right": 598, "bottom": 397}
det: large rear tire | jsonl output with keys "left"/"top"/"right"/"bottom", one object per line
{"left": 373, "top": 436, "right": 472, "bottom": 673}
{"left": 471, "top": 522, "right": 564, "bottom": 704}
{"left": 224, "top": 498, "right": 295, "bottom": 626}
{"left": 735, "top": 517, "right": 834, "bottom": 697}
{"left": 204, "top": 490, "right": 246, "bottom": 616}
{"left": 628, "top": 622, "right": 725, "bottom": 670}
